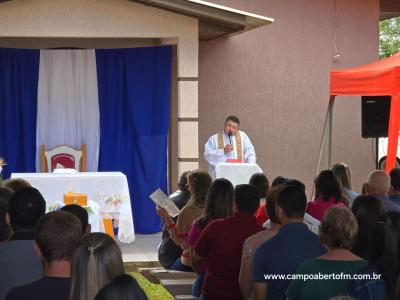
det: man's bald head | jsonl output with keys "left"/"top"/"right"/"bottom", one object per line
{"left": 366, "top": 170, "right": 391, "bottom": 195}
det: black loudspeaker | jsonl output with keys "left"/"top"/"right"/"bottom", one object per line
{"left": 362, "top": 95, "right": 391, "bottom": 138}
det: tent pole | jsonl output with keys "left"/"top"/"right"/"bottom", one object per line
{"left": 375, "top": 138, "right": 379, "bottom": 169}
{"left": 315, "top": 113, "right": 328, "bottom": 177}
{"left": 328, "top": 96, "right": 334, "bottom": 168}
{"left": 386, "top": 95, "right": 400, "bottom": 172}
{"left": 315, "top": 96, "right": 336, "bottom": 178}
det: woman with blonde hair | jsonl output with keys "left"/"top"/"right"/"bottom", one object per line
{"left": 286, "top": 207, "right": 367, "bottom": 300}
{"left": 157, "top": 169, "right": 212, "bottom": 271}
{"left": 69, "top": 232, "right": 125, "bottom": 300}
{"left": 331, "top": 163, "right": 358, "bottom": 207}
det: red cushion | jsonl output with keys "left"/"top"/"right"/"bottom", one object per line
{"left": 50, "top": 153, "right": 75, "bottom": 171}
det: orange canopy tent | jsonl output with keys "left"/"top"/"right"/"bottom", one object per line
{"left": 316, "top": 52, "right": 400, "bottom": 174}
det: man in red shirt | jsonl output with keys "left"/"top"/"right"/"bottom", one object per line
{"left": 193, "top": 184, "right": 263, "bottom": 300}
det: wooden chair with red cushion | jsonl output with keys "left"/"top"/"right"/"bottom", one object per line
{"left": 40, "top": 144, "right": 86, "bottom": 172}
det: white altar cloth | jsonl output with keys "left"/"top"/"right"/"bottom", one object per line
{"left": 11, "top": 172, "right": 135, "bottom": 243}
{"left": 215, "top": 163, "right": 263, "bottom": 187}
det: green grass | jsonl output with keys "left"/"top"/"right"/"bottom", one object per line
{"left": 124, "top": 262, "right": 173, "bottom": 300}
{"left": 130, "top": 272, "right": 173, "bottom": 300}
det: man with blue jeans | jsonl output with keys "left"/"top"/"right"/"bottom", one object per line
{"left": 252, "top": 185, "right": 326, "bottom": 300}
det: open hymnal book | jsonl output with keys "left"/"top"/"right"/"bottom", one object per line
{"left": 149, "top": 188, "right": 180, "bottom": 218}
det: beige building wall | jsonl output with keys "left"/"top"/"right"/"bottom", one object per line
{"left": 199, "top": 0, "right": 379, "bottom": 194}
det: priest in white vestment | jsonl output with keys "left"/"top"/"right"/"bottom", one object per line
{"left": 204, "top": 115, "right": 256, "bottom": 178}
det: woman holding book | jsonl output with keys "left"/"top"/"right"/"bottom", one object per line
{"left": 157, "top": 169, "right": 212, "bottom": 272}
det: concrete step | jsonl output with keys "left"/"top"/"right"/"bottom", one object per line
{"left": 150, "top": 269, "right": 197, "bottom": 283}
{"left": 137, "top": 267, "right": 164, "bottom": 284}
{"left": 160, "top": 278, "right": 195, "bottom": 296}
{"left": 174, "top": 295, "right": 198, "bottom": 300}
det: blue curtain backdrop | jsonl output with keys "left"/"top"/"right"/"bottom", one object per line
{"left": 0, "top": 49, "right": 39, "bottom": 179}
{"left": 96, "top": 46, "right": 172, "bottom": 234}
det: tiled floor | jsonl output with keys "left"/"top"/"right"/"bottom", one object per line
{"left": 119, "top": 232, "right": 161, "bottom": 262}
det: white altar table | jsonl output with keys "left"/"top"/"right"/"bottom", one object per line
{"left": 11, "top": 172, "right": 135, "bottom": 243}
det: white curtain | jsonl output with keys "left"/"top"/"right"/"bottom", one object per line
{"left": 36, "top": 49, "right": 100, "bottom": 171}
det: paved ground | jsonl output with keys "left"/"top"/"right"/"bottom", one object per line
{"left": 119, "top": 232, "right": 161, "bottom": 262}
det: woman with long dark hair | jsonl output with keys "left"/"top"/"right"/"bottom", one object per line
{"left": 95, "top": 274, "right": 148, "bottom": 300}
{"left": 187, "top": 178, "right": 234, "bottom": 297}
{"left": 239, "top": 185, "right": 283, "bottom": 299}
{"left": 350, "top": 220, "right": 400, "bottom": 299}
{"left": 307, "top": 170, "right": 346, "bottom": 221}
{"left": 351, "top": 195, "right": 387, "bottom": 259}
{"left": 251, "top": 173, "right": 271, "bottom": 226}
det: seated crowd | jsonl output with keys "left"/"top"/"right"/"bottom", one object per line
{"left": 158, "top": 167, "right": 400, "bottom": 300}
{"left": 2, "top": 164, "right": 400, "bottom": 300}
{"left": 0, "top": 179, "right": 147, "bottom": 300}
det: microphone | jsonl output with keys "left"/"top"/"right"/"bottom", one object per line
{"left": 228, "top": 131, "right": 232, "bottom": 144}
